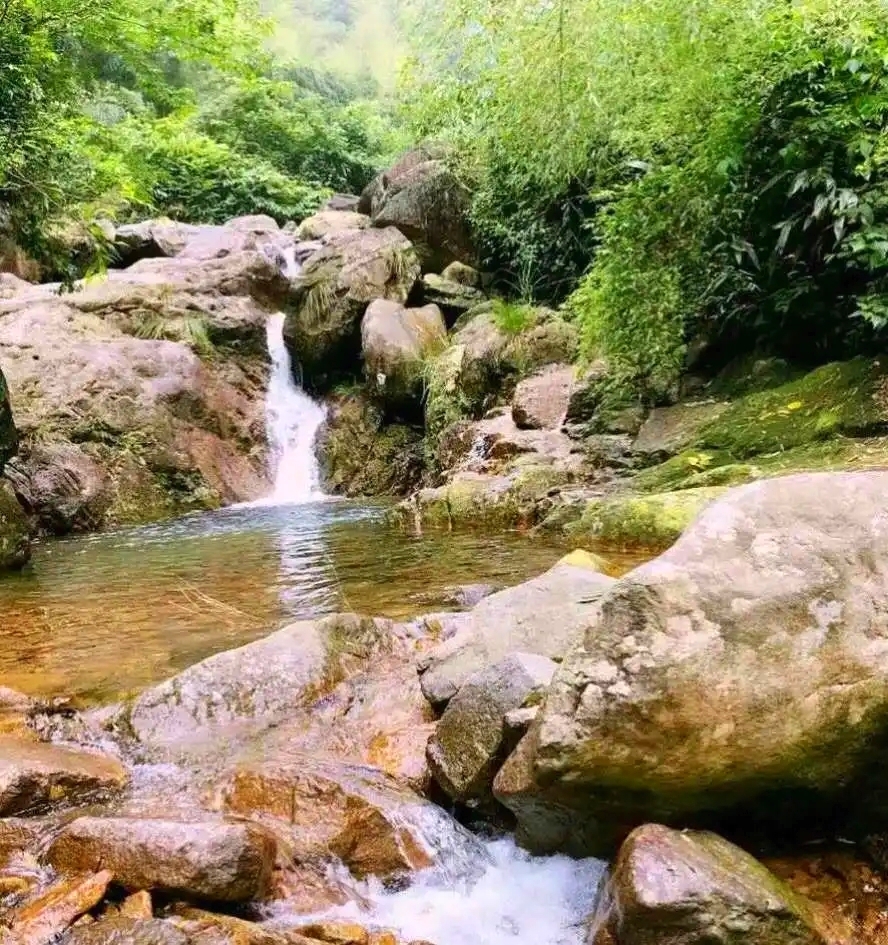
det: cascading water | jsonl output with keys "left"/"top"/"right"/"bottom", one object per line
{"left": 264, "top": 311, "right": 327, "bottom": 504}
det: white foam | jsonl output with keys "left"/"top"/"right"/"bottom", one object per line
{"left": 274, "top": 837, "right": 606, "bottom": 945}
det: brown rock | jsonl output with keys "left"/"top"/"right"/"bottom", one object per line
{"left": 0, "top": 738, "right": 128, "bottom": 816}
{"left": 168, "top": 907, "right": 288, "bottom": 945}
{"left": 119, "top": 890, "right": 153, "bottom": 919}
{"left": 592, "top": 825, "right": 827, "bottom": 945}
{"left": 64, "top": 916, "right": 191, "bottom": 945}
{"left": 511, "top": 365, "right": 574, "bottom": 431}
{"left": 0, "top": 818, "right": 42, "bottom": 864}
{"left": 6, "top": 870, "right": 112, "bottom": 944}
{"left": 217, "top": 757, "right": 435, "bottom": 880}
{"left": 293, "top": 922, "right": 369, "bottom": 945}
{"left": 47, "top": 817, "right": 275, "bottom": 903}
{"left": 297, "top": 211, "right": 370, "bottom": 241}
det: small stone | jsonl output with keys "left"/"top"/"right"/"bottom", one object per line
{"left": 6, "top": 870, "right": 112, "bottom": 944}
{"left": 120, "top": 890, "right": 153, "bottom": 918}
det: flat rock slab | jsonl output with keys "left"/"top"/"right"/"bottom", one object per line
{"left": 0, "top": 737, "right": 128, "bottom": 815}
{"left": 47, "top": 817, "right": 275, "bottom": 903}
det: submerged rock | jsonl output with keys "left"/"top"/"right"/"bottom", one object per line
{"left": 427, "top": 653, "right": 556, "bottom": 802}
{"left": 0, "top": 736, "right": 128, "bottom": 815}
{"left": 47, "top": 817, "right": 276, "bottom": 902}
{"left": 591, "top": 824, "right": 827, "bottom": 945}
{"left": 505, "top": 471, "right": 888, "bottom": 855}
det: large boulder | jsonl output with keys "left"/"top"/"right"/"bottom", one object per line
{"left": 5, "top": 441, "right": 111, "bottom": 535}
{"left": 358, "top": 146, "right": 473, "bottom": 272}
{"left": 111, "top": 615, "right": 404, "bottom": 756}
{"left": 511, "top": 365, "right": 574, "bottom": 431}
{"left": 427, "top": 653, "right": 556, "bottom": 802}
{"left": 284, "top": 227, "right": 420, "bottom": 386}
{"left": 500, "top": 472, "right": 888, "bottom": 856}
{"left": 420, "top": 274, "right": 485, "bottom": 323}
{"left": 297, "top": 210, "right": 370, "bottom": 241}
{"left": 418, "top": 554, "right": 615, "bottom": 707}
{"left": 361, "top": 300, "right": 446, "bottom": 408}
{"left": 591, "top": 824, "right": 827, "bottom": 945}
{"left": 47, "top": 817, "right": 275, "bottom": 902}
{"left": 316, "top": 394, "right": 424, "bottom": 497}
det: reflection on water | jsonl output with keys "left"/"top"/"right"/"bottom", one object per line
{"left": 0, "top": 501, "right": 622, "bottom": 704}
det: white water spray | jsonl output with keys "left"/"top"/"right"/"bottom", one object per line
{"left": 264, "top": 310, "right": 327, "bottom": 504}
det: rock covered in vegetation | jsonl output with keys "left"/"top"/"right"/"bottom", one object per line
{"left": 0, "top": 480, "right": 30, "bottom": 568}
{"left": 427, "top": 653, "right": 556, "bottom": 802}
{"left": 503, "top": 472, "right": 888, "bottom": 855}
{"left": 47, "top": 817, "right": 275, "bottom": 902}
{"left": 284, "top": 227, "right": 420, "bottom": 385}
{"left": 0, "top": 364, "right": 17, "bottom": 469}
{"left": 591, "top": 824, "right": 827, "bottom": 945}
{"left": 0, "top": 736, "right": 128, "bottom": 815}
{"left": 360, "top": 146, "right": 474, "bottom": 272}
{"left": 315, "top": 394, "right": 424, "bottom": 497}
{"left": 420, "top": 273, "right": 485, "bottom": 322}
{"left": 418, "top": 553, "right": 614, "bottom": 707}
{"left": 361, "top": 300, "right": 446, "bottom": 408}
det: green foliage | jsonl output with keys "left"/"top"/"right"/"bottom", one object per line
{"left": 407, "top": 0, "right": 888, "bottom": 399}
{"left": 491, "top": 299, "right": 534, "bottom": 336}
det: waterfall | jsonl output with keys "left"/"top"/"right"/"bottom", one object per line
{"left": 264, "top": 311, "right": 327, "bottom": 504}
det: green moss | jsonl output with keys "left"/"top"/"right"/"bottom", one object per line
{"left": 633, "top": 449, "right": 739, "bottom": 492}
{"left": 696, "top": 357, "right": 888, "bottom": 458}
{"left": 492, "top": 299, "right": 536, "bottom": 335}
{"left": 563, "top": 487, "right": 726, "bottom": 550}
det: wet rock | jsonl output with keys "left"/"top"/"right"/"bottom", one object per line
{"left": 590, "top": 825, "right": 827, "bottom": 945}
{"left": 631, "top": 401, "right": 728, "bottom": 465}
{"left": 168, "top": 907, "right": 287, "bottom": 945}
{"left": 297, "top": 211, "right": 370, "bottom": 241}
{"left": 0, "top": 818, "right": 42, "bottom": 862}
{"left": 6, "top": 870, "right": 112, "bottom": 944}
{"left": 362, "top": 147, "right": 474, "bottom": 272}
{"left": 47, "top": 817, "right": 276, "bottom": 902}
{"left": 428, "top": 653, "right": 556, "bottom": 802}
{"left": 0, "top": 737, "right": 128, "bottom": 815}
{"left": 216, "top": 756, "right": 441, "bottom": 880}
{"left": 284, "top": 227, "right": 420, "bottom": 385}
{"left": 5, "top": 442, "right": 111, "bottom": 535}
{"left": 418, "top": 556, "right": 614, "bottom": 708}
{"left": 0, "top": 482, "right": 29, "bottom": 570}
{"left": 511, "top": 365, "right": 574, "bottom": 431}
{"left": 292, "top": 922, "right": 368, "bottom": 945}
{"left": 511, "top": 472, "right": 888, "bottom": 856}
{"left": 361, "top": 300, "right": 446, "bottom": 407}
{"left": 64, "top": 917, "right": 191, "bottom": 945}
{"left": 316, "top": 395, "right": 424, "bottom": 498}
{"left": 117, "top": 615, "right": 400, "bottom": 755}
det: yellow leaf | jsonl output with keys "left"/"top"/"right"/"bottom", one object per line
{"left": 787, "top": 401, "right": 803, "bottom": 411}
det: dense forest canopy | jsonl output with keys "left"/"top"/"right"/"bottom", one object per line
{"left": 0, "top": 0, "right": 408, "bottom": 277}
{"left": 5, "top": 0, "right": 888, "bottom": 401}
{"left": 405, "top": 0, "right": 888, "bottom": 399}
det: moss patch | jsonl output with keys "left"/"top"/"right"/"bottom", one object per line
{"left": 696, "top": 357, "right": 888, "bottom": 458}
{"left": 561, "top": 487, "right": 726, "bottom": 550}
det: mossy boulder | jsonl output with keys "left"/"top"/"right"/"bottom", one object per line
{"left": 284, "top": 227, "right": 421, "bottom": 388}
{"left": 0, "top": 366, "right": 17, "bottom": 471}
{"left": 592, "top": 825, "right": 827, "bottom": 945}
{"left": 556, "top": 487, "right": 725, "bottom": 550}
{"left": 696, "top": 357, "right": 888, "bottom": 457}
{"left": 316, "top": 394, "right": 424, "bottom": 497}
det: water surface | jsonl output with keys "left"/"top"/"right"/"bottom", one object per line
{"left": 0, "top": 501, "right": 643, "bottom": 704}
